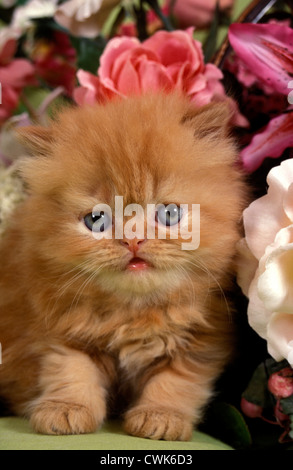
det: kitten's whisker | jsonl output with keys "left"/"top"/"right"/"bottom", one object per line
{"left": 174, "top": 263, "right": 197, "bottom": 310}
{"left": 44, "top": 260, "right": 103, "bottom": 327}
{"left": 185, "top": 258, "right": 231, "bottom": 320}
{"left": 46, "top": 260, "right": 91, "bottom": 306}
{"left": 67, "top": 263, "right": 107, "bottom": 316}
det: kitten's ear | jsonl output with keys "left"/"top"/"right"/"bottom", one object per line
{"left": 181, "top": 102, "right": 231, "bottom": 140}
{"left": 17, "top": 126, "right": 53, "bottom": 156}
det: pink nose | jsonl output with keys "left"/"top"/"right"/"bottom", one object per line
{"left": 120, "top": 237, "right": 146, "bottom": 254}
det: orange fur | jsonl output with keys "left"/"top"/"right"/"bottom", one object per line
{"left": 0, "top": 93, "right": 246, "bottom": 440}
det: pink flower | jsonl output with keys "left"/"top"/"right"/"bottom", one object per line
{"left": 74, "top": 29, "right": 227, "bottom": 107}
{"left": 241, "top": 109, "right": 293, "bottom": 173}
{"left": 229, "top": 23, "right": 293, "bottom": 96}
{"left": 226, "top": 54, "right": 276, "bottom": 95}
{"left": 268, "top": 368, "right": 293, "bottom": 399}
{"left": 0, "top": 29, "right": 36, "bottom": 126}
{"left": 228, "top": 23, "right": 293, "bottom": 171}
{"left": 168, "top": 0, "right": 235, "bottom": 29}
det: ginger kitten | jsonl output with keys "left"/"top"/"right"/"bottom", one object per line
{"left": 0, "top": 93, "right": 245, "bottom": 440}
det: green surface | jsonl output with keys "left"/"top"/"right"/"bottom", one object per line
{"left": 0, "top": 418, "right": 232, "bottom": 450}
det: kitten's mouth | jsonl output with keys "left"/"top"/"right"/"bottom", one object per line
{"left": 126, "top": 257, "right": 153, "bottom": 272}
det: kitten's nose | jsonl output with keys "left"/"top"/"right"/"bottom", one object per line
{"left": 120, "top": 237, "right": 146, "bottom": 254}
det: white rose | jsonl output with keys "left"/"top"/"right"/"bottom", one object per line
{"left": 237, "top": 159, "right": 293, "bottom": 366}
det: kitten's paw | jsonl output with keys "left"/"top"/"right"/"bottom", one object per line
{"left": 124, "top": 406, "right": 193, "bottom": 441}
{"left": 30, "top": 400, "right": 100, "bottom": 435}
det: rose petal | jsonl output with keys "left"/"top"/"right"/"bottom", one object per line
{"left": 243, "top": 159, "right": 293, "bottom": 260}
{"left": 138, "top": 59, "right": 173, "bottom": 93}
{"left": 99, "top": 37, "right": 139, "bottom": 82}
{"left": 267, "top": 313, "right": 293, "bottom": 364}
{"left": 111, "top": 47, "right": 159, "bottom": 84}
{"left": 187, "top": 72, "right": 207, "bottom": 95}
{"left": 75, "top": 69, "right": 104, "bottom": 104}
{"left": 116, "top": 58, "right": 141, "bottom": 95}
{"left": 257, "top": 227, "right": 293, "bottom": 314}
{"left": 243, "top": 198, "right": 289, "bottom": 262}
{"left": 268, "top": 158, "right": 293, "bottom": 195}
{"left": 143, "top": 28, "right": 204, "bottom": 74}
{"left": 284, "top": 183, "right": 293, "bottom": 222}
{"left": 74, "top": 69, "right": 119, "bottom": 105}
{"left": 236, "top": 238, "right": 259, "bottom": 297}
{"left": 247, "top": 269, "right": 271, "bottom": 340}
{"left": 203, "top": 63, "right": 224, "bottom": 81}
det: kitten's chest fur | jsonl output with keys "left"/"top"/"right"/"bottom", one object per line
{"left": 60, "top": 297, "right": 198, "bottom": 375}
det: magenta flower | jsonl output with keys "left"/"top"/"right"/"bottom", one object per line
{"left": 229, "top": 23, "right": 293, "bottom": 172}
{"left": 0, "top": 29, "right": 36, "bottom": 126}
{"left": 241, "top": 110, "right": 293, "bottom": 172}
{"left": 229, "top": 23, "right": 293, "bottom": 96}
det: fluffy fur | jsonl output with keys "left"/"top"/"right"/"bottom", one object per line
{"left": 0, "top": 93, "right": 246, "bottom": 440}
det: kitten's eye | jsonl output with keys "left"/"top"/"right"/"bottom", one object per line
{"left": 84, "top": 211, "right": 111, "bottom": 233}
{"left": 156, "top": 204, "right": 183, "bottom": 226}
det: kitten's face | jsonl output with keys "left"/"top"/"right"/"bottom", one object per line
{"left": 20, "top": 93, "right": 244, "bottom": 303}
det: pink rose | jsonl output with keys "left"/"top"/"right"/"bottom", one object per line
{"left": 74, "top": 29, "right": 227, "bottom": 108}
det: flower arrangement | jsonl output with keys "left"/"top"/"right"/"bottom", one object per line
{"left": 1, "top": 0, "right": 293, "bottom": 449}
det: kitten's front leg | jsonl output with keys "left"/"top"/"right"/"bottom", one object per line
{"left": 124, "top": 357, "right": 215, "bottom": 441}
{"left": 28, "top": 346, "right": 110, "bottom": 435}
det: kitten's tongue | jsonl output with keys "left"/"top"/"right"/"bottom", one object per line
{"left": 127, "top": 257, "right": 150, "bottom": 272}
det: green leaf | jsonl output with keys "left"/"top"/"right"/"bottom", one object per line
{"left": 203, "top": 2, "right": 221, "bottom": 62}
{"left": 242, "top": 361, "right": 272, "bottom": 408}
{"left": 280, "top": 396, "right": 293, "bottom": 416}
{"left": 101, "top": 5, "right": 126, "bottom": 38}
{"left": 145, "top": 0, "right": 174, "bottom": 31}
{"left": 70, "top": 36, "right": 106, "bottom": 75}
{"left": 201, "top": 402, "right": 252, "bottom": 449}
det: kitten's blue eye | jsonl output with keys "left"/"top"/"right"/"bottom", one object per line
{"left": 84, "top": 211, "right": 111, "bottom": 233}
{"left": 156, "top": 204, "right": 183, "bottom": 227}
